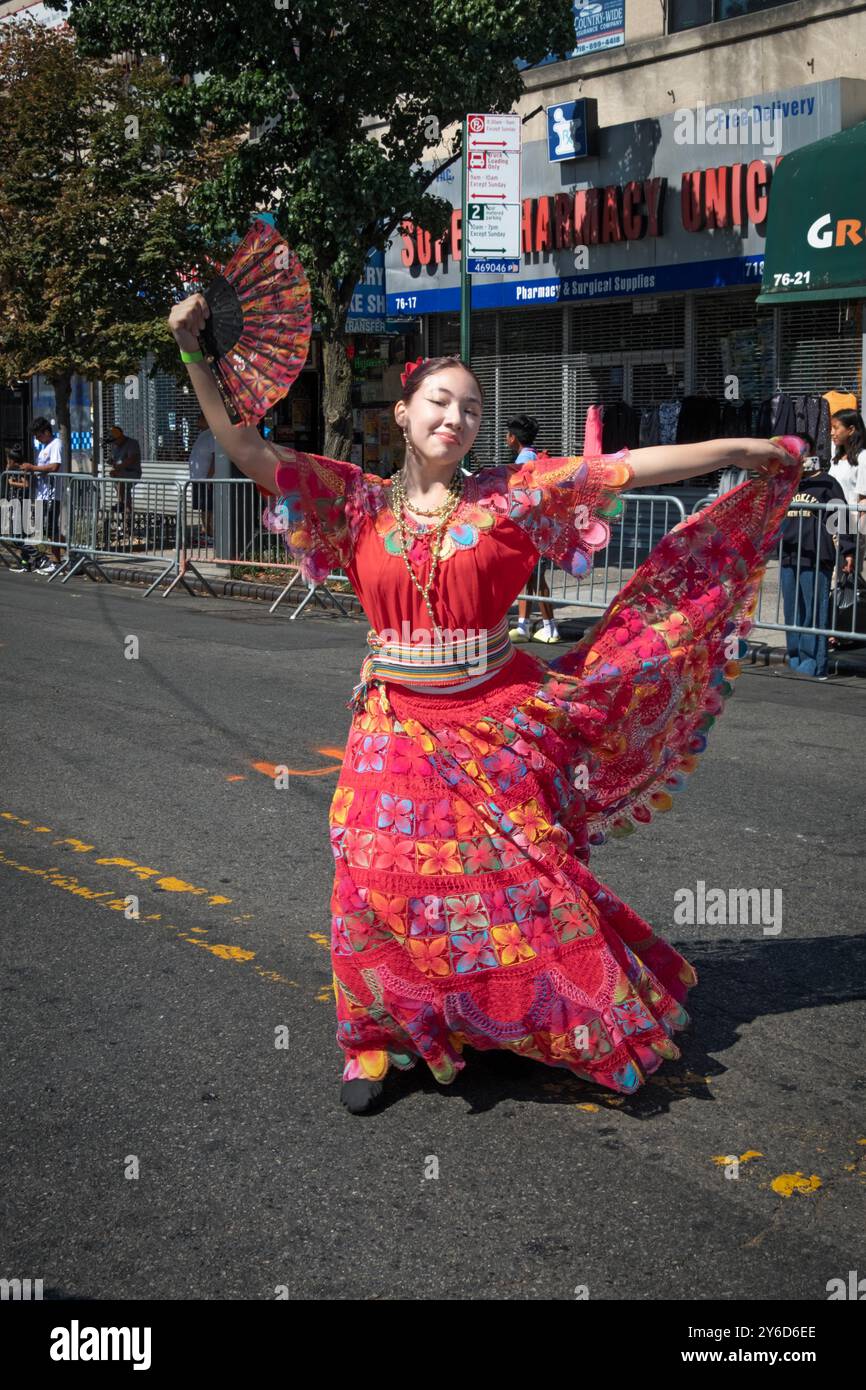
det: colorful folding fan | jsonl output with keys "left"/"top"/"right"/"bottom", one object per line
{"left": 197, "top": 219, "right": 312, "bottom": 425}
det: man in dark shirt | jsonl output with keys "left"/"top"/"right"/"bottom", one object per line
{"left": 108, "top": 425, "right": 141, "bottom": 542}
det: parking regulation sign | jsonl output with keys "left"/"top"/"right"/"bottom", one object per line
{"left": 465, "top": 113, "right": 521, "bottom": 270}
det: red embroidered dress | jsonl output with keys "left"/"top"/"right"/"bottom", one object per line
{"left": 261, "top": 443, "right": 801, "bottom": 1094}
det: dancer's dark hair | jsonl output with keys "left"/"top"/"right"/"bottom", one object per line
{"left": 401, "top": 355, "right": 484, "bottom": 403}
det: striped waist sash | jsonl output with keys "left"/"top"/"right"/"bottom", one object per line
{"left": 348, "top": 617, "right": 514, "bottom": 712}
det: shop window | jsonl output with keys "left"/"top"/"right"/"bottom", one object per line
{"left": 669, "top": 0, "right": 795, "bottom": 32}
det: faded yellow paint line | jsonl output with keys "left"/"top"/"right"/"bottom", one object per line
{"left": 0, "top": 848, "right": 298, "bottom": 989}
{"left": 183, "top": 938, "right": 255, "bottom": 962}
{"left": 254, "top": 967, "right": 299, "bottom": 987}
{"left": 770, "top": 1172, "right": 823, "bottom": 1198}
{"left": 574, "top": 1103, "right": 600, "bottom": 1113}
{"left": 308, "top": 932, "right": 329, "bottom": 950}
{"left": 3, "top": 810, "right": 234, "bottom": 906}
{"left": 96, "top": 857, "right": 162, "bottom": 880}
{"left": 712, "top": 1150, "right": 763, "bottom": 1166}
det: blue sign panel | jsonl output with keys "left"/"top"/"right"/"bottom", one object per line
{"left": 467, "top": 257, "right": 520, "bottom": 275}
{"left": 387, "top": 255, "right": 766, "bottom": 316}
{"left": 547, "top": 100, "right": 590, "bottom": 163}
{"left": 346, "top": 249, "right": 387, "bottom": 334}
{"left": 517, "top": 1, "right": 625, "bottom": 69}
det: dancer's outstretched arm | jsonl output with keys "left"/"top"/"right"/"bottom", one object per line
{"left": 167, "top": 293, "right": 281, "bottom": 493}
{"left": 628, "top": 437, "right": 794, "bottom": 489}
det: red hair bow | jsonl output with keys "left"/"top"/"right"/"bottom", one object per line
{"left": 400, "top": 356, "right": 426, "bottom": 388}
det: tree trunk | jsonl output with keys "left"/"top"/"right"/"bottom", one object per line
{"left": 320, "top": 276, "right": 353, "bottom": 461}
{"left": 49, "top": 371, "right": 72, "bottom": 471}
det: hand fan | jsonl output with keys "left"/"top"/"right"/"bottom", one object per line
{"left": 197, "top": 219, "right": 312, "bottom": 425}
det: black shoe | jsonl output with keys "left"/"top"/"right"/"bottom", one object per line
{"left": 340, "top": 1078, "right": 385, "bottom": 1114}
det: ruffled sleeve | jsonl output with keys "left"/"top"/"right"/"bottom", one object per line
{"left": 500, "top": 450, "right": 634, "bottom": 575}
{"left": 258, "top": 444, "right": 364, "bottom": 584}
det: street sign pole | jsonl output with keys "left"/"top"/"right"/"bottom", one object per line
{"left": 460, "top": 115, "right": 471, "bottom": 369}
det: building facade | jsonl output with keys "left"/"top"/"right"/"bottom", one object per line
{"left": 386, "top": 0, "right": 866, "bottom": 471}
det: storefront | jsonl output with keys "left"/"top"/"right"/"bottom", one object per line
{"left": 344, "top": 250, "right": 421, "bottom": 475}
{"left": 386, "top": 78, "right": 866, "bottom": 476}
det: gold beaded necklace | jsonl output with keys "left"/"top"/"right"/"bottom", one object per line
{"left": 390, "top": 468, "right": 464, "bottom": 631}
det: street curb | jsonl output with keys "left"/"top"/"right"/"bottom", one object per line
{"left": 91, "top": 564, "right": 366, "bottom": 616}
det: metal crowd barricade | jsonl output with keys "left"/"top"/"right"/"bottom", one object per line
{"left": 172, "top": 476, "right": 355, "bottom": 616}
{"left": 515, "top": 492, "right": 687, "bottom": 616}
{"left": 0, "top": 468, "right": 73, "bottom": 572}
{"left": 58, "top": 474, "right": 183, "bottom": 596}
{"left": 751, "top": 498, "right": 866, "bottom": 644}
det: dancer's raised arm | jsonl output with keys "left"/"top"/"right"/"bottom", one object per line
{"left": 628, "top": 437, "right": 794, "bottom": 488}
{"left": 167, "top": 293, "right": 280, "bottom": 494}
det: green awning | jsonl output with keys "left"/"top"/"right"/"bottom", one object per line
{"left": 757, "top": 120, "right": 866, "bottom": 305}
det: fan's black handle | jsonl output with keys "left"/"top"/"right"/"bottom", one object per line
{"left": 202, "top": 276, "right": 244, "bottom": 358}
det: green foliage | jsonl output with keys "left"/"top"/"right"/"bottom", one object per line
{"left": 59, "top": 0, "right": 575, "bottom": 333}
{"left": 0, "top": 19, "right": 235, "bottom": 388}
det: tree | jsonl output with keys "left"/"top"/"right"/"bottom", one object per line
{"left": 0, "top": 19, "right": 235, "bottom": 466}
{"left": 59, "top": 0, "right": 575, "bottom": 459}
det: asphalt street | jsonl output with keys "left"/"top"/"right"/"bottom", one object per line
{"left": 1, "top": 568, "right": 864, "bottom": 1302}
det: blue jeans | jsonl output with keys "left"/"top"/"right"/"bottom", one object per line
{"left": 780, "top": 565, "right": 831, "bottom": 676}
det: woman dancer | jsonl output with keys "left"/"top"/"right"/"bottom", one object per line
{"left": 169, "top": 294, "right": 803, "bottom": 1114}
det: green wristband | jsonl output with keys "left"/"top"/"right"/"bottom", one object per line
{"left": 180, "top": 347, "right": 204, "bottom": 364}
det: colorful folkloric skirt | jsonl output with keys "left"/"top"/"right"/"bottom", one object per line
{"left": 328, "top": 458, "right": 800, "bottom": 1094}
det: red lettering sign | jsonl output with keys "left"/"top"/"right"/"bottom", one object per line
{"left": 601, "top": 186, "right": 624, "bottom": 244}
{"left": 622, "top": 181, "right": 646, "bottom": 241}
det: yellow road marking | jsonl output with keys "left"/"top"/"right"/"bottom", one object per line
{"left": 712, "top": 1150, "right": 764, "bottom": 1166}
{"left": 0, "top": 848, "right": 298, "bottom": 989}
{"left": 2, "top": 810, "right": 232, "bottom": 905}
{"left": 770, "top": 1172, "right": 823, "bottom": 1198}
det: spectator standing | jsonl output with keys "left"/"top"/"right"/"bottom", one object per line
{"left": 188, "top": 412, "right": 215, "bottom": 541}
{"left": 829, "top": 409, "right": 866, "bottom": 512}
{"left": 779, "top": 453, "right": 855, "bottom": 680}
{"left": 28, "top": 417, "right": 64, "bottom": 573}
{"left": 506, "top": 413, "right": 561, "bottom": 645}
{"left": 107, "top": 424, "right": 142, "bottom": 543}
{"left": 4, "top": 444, "right": 40, "bottom": 571}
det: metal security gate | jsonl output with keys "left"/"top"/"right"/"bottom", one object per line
{"left": 776, "top": 299, "right": 862, "bottom": 396}
{"left": 691, "top": 288, "right": 776, "bottom": 402}
{"left": 99, "top": 354, "right": 203, "bottom": 479}
{"left": 429, "top": 291, "right": 863, "bottom": 470}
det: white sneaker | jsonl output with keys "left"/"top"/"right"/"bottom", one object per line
{"left": 508, "top": 623, "right": 531, "bottom": 644}
{"left": 37, "top": 562, "right": 58, "bottom": 576}
{"left": 533, "top": 623, "right": 562, "bottom": 644}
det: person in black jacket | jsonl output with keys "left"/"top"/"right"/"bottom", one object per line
{"left": 780, "top": 446, "right": 855, "bottom": 679}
